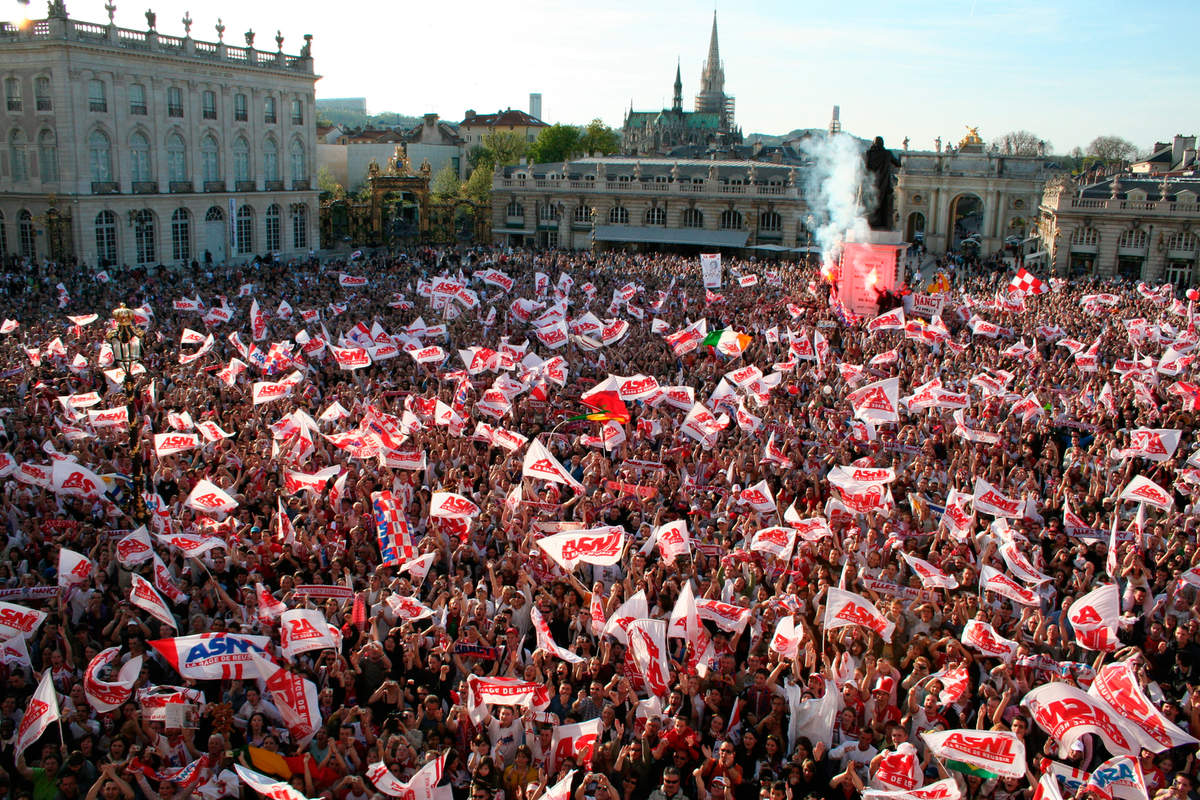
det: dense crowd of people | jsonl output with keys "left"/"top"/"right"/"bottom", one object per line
{"left": 0, "top": 244, "right": 1197, "bottom": 800}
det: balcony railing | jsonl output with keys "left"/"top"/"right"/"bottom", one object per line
{"left": 1057, "top": 196, "right": 1200, "bottom": 216}
{"left": 264, "top": 180, "right": 284, "bottom": 191}
{"left": 496, "top": 175, "right": 803, "bottom": 200}
{"left": 91, "top": 181, "right": 120, "bottom": 194}
{"left": 236, "top": 180, "right": 257, "bottom": 192}
{"left": 204, "top": 180, "right": 226, "bottom": 192}
{"left": 169, "top": 181, "right": 193, "bottom": 193}
{"left": 291, "top": 179, "right": 310, "bottom": 191}
{"left": 132, "top": 181, "right": 157, "bottom": 194}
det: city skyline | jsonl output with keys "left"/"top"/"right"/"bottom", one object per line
{"left": 13, "top": 0, "right": 1199, "bottom": 154}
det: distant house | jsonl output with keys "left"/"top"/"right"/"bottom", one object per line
{"left": 1131, "top": 135, "right": 1199, "bottom": 174}
{"left": 458, "top": 108, "right": 548, "bottom": 149}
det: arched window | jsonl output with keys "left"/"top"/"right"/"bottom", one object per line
{"left": 719, "top": 209, "right": 743, "bottom": 230}
{"left": 573, "top": 205, "right": 590, "bottom": 223}
{"left": 88, "top": 130, "right": 112, "bottom": 182}
{"left": 235, "top": 205, "right": 254, "bottom": 255}
{"left": 94, "top": 210, "right": 117, "bottom": 265}
{"left": 290, "top": 204, "right": 307, "bottom": 250}
{"left": 38, "top": 130, "right": 57, "bottom": 182}
{"left": 205, "top": 206, "right": 224, "bottom": 222}
{"left": 265, "top": 204, "right": 281, "bottom": 252}
{"left": 1071, "top": 228, "right": 1098, "bottom": 246}
{"left": 233, "top": 137, "right": 250, "bottom": 184}
{"left": 200, "top": 134, "right": 220, "bottom": 183}
{"left": 167, "top": 134, "right": 187, "bottom": 182}
{"left": 645, "top": 207, "right": 666, "bottom": 226}
{"left": 18, "top": 210, "right": 34, "bottom": 259}
{"left": 129, "top": 131, "right": 152, "bottom": 182}
{"left": 682, "top": 207, "right": 703, "bottom": 228}
{"left": 759, "top": 210, "right": 782, "bottom": 232}
{"left": 132, "top": 209, "right": 155, "bottom": 264}
{"left": 263, "top": 138, "right": 279, "bottom": 182}
{"left": 539, "top": 204, "right": 559, "bottom": 221}
{"left": 289, "top": 139, "right": 306, "bottom": 182}
{"left": 171, "top": 208, "right": 190, "bottom": 262}
{"left": 608, "top": 205, "right": 629, "bottom": 225}
{"left": 506, "top": 199, "right": 524, "bottom": 218}
{"left": 1119, "top": 229, "right": 1148, "bottom": 249}
{"left": 8, "top": 129, "right": 27, "bottom": 182}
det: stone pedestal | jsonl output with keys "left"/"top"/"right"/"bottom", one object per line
{"left": 839, "top": 229, "right": 906, "bottom": 316}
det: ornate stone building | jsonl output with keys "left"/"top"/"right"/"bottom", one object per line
{"left": 894, "top": 129, "right": 1053, "bottom": 255}
{"left": 0, "top": 3, "right": 318, "bottom": 268}
{"left": 490, "top": 157, "right": 811, "bottom": 252}
{"left": 621, "top": 13, "right": 741, "bottom": 157}
{"left": 1038, "top": 172, "right": 1200, "bottom": 287}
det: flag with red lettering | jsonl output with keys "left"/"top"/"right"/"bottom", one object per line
{"left": 972, "top": 478, "right": 1022, "bottom": 518}
{"left": 921, "top": 729, "right": 1026, "bottom": 779}
{"left": 253, "top": 653, "right": 321, "bottom": 747}
{"left": 1067, "top": 583, "right": 1119, "bottom": 652}
{"left": 523, "top": 439, "right": 583, "bottom": 491}
{"left": 769, "top": 614, "right": 803, "bottom": 659}
{"left": 861, "top": 779, "right": 962, "bottom": 800}
{"left": 848, "top": 377, "right": 900, "bottom": 424}
{"left": 57, "top": 548, "right": 93, "bottom": 590}
{"left": 628, "top": 618, "right": 671, "bottom": 697}
{"left": 535, "top": 526, "right": 625, "bottom": 571}
{"left": 751, "top": 526, "right": 797, "bottom": 559}
{"left": 130, "top": 574, "right": 177, "bottom": 630}
{"left": 1118, "top": 475, "right": 1174, "bottom": 511}
{"left": 868, "top": 306, "right": 906, "bottom": 333}
{"left": 83, "top": 647, "right": 142, "bottom": 712}
{"left": 235, "top": 765, "right": 309, "bottom": 800}
{"left": 184, "top": 478, "right": 239, "bottom": 515}
{"left": 824, "top": 587, "right": 895, "bottom": 641}
{"left": 902, "top": 552, "right": 958, "bottom": 589}
{"left": 872, "top": 744, "right": 922, "bottom": 790}
{"left": 465, "top": 675, "right": 551, "bottom": 726}
{"left": 550, "top": 717, "right": 602, "bottom": 769}
{"left": 739, "top": 479, "right": 776, "bottom": 513}
{"left": 653, "top": 520, "right": 691, "bottom": 560}
{"left": 15, "top": 671, "right": 60, "bottom": 756}
{"left": 1088, "top": 661, "right": 1197, "bottom": 751}
{"left": 980, "top": 565, "right": 1039, "bottom": 606}
{"left": 52, "top": 460, "right": 105, "bottom": 500}
{"left": 601, "top": 589, "right": 648, "bottom": 646}
{"left": 1023, "top": 682, "right": 1160, "bottom": 757}
{"left": 961, "top": 618, "right": 1017, "bottom": 661}
{"left": 429, "top": 491, "right": 481, "bottom": 519}
{"left": 279, "top": 609, "right": 338, "bottom": 659}
{"left": 532, "top": 607, "right": 583, "bottom": 664}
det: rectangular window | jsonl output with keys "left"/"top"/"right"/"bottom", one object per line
{"left": 129, "top": 83, "right": 147, "bottom": 115}
{"left": 35, "top": 77, "right": 51, "bottom": 111}
{"left": 172, "top": 216, "right": 190, "bottom": 262}
{"left": 202, "top": 90, "right": 217, "bottom": 120}
{"left": 266, "top": 211, "right": 280, "bottom": 252}
{"left": 167, "top": 86, "right": 184, "bottom": 118}
{"left": 292, "top": 206, "right": 307, "bottom": 250}
{"left": 5, "top": 78, "right": 21, "bottom": 112}
{"left": 88, "top": 79, "right": 106, "bottom": 112}
{"left": 290, "top": 99, "right": 303, "bottom": 125}
{"left": 234, "top": 93, "right": 247, "bottom": 122}
{"left": 264, "top": 97, "right": 277, "bottom": 124}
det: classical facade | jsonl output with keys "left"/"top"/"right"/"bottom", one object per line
{"left": 1038, "top": 173, "right": 1200, "bottom": 287}
{"left": 895, "top": 130, "right": 1054, "bottom": 255}
{"left": 491, "top": 157, "right": 811, "bottom": 252}
{"left": 621, "top": 13, "right": 741, "bottom": 157}
{"left": 0, "top": 3, "right": 318, "bottom": 268}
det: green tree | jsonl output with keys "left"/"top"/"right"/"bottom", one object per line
{"left": 317, "top": 166, "right": 345, "bottom": 200}
{"left": 476, "top": 131, "right": 528, "bottom": 170}
{"left": 431, "top": 162, "right": 462, "bottom": 199}
{"left": 462, "top": 164, "right": 494, "bottom": 204}
{"left": 1086, "top": 135, "right": 1136, "bottom": 164}
{"left": 579, "top": 118, "right": 621, "bottom": 156}
{"left": 527, "top": 124, "right": 582, "bottom": 164}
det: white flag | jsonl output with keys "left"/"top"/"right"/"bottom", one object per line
{"left": 15, "top": 670, "right": 60, "bottom": 756}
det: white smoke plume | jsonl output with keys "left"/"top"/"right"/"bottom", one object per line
{"left": 799, "top": 133, "right": 872, "bottom": 268}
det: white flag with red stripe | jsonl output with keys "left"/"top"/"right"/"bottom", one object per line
{"left": 824, "top": 587, "right": 895, "bottom": 641}
{"left": 1067, "top": 583, "right": 1119, "bottom": 652}
{"left": 15, "top": 670, "right": 59, "bottom": 756}
{"left": 130, "top": 574, "right": 178, "bottom": 629}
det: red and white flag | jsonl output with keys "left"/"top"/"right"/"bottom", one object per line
{"left": 1009, "top": 267, "right": 1048, "bottom": 296}
{"left": 739, "top": 479, "right": 776, "bottom": 513}
{"left": 961, "top": 618, "right": 1017, "bottom": 661}
{"left": 83, "top": 647, "right": 142, "bottom": 712}
{"left": 184, "top": 478, "right": 238, "bottom": 514}
{"left": 1084, "top": 756, "right": 1148, "bottom": 800}
{"left": 769, "top": 614, "right": 803, "bottom": 659}
{"left": 980, "top": 565, "right": 1039, "bottom": 606}
{"left": 532, "top": 607, "right": 583, "bottom": 664}
{"left": 535, "top": 526, "right": 625, "bottom": 571}
{"left": 972, "top": 478, "right": 1022, "bottom": 518}
{"left": 550, "top": 717, "right": 602, "bottom": 770}
{"left": 1122, "top": 428, "right": 1181, "bottom": 462}
{"left": 116, "top": 526, "right": 154, "bottom": 567}
{"left": 653, "top": 520, "right": 691, "bottom": 560}
{"left": 15, "top": 671, "right": 60, "bottom": 756}
{"left": 465, "top": 675, "right": 551, "bottom": 725}
{"left": 235, "top": 765, "right": 308, "bottom": 800}
{"left": 1023, "top": 682, "right": 1158, "bottom": 757}
{"left": 1088, "top": 661, "right": 1198, "bottom": 751}
{"left": 868, "top": 306, "right": 905, "bottom": 333}
{"left": 429, "top": 491, "right": 480, "bottom": 519}
{"left": 253, "top": 652, "right": 321, "bottom": 747}
{"left": 824, "top": 587, "right": 895, "bottom": 641}
{"left": 751, "top": 526, "right": 797, "bottom": 559}
{"left": 1066, "top": 582, "right": 1119, "bottom": 652}
{"left": 1118, "top": 475, "right": 1174, "bottom": 510}
{"left": 921, "top": 730, "right": 1026, "bottom": 778}
{"left": 848, "top": 377, "right": 900, "bottom": 424}
{"left": 58, "top": 548, "right": 93, "bottom": 589}
{"left": 154, "top": 432, "right": 201, "bottom": 457}
{"left": 279, "top": 609, "right": 338, "bottom": 659}
{"left": 130, "top": 574, "right": 177, "bottom": 629}
{"left": 862, "top": 779, "right": 962, "bottom": 800}
{"left": 523, "top": 439, "right": 583, "bottom": 491}
{"left": 902, "top": 552, "right": 958, "bottom": 589}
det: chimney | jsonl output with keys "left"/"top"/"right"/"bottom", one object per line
{"left": 465, "top": 109, "right": 475, "bottom": 121}
{"left": 529, "top": 93, "right": 542, "bottom": 121}
{"left": 1173, "top": 135, "right": 1196, "bottom": 168}
{"left": 423, "top": 113, "right": 438, "bottom": 126}
{"left": 829, "top": 105, "right": 841, "bottom": 135}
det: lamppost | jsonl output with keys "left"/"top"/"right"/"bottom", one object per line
{"left": 106, "top": 304, "right": 151, "bottom": 526}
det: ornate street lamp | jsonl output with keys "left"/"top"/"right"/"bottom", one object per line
{"left": 106, "top": 304, "right": 151, "bottom": 525}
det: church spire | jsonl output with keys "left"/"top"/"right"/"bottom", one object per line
{"left": 695, "top": 9, "right": 729, "bottom": 126}
{"left": 706, "top": 10, "right": 720, "bottom": 79}
{"left": 672, "top": 59, "right": 682, "bottom": 112}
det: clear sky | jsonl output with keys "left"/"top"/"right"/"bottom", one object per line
{"left": 22, "top": 0, "right": 1200, "bottom": 154}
